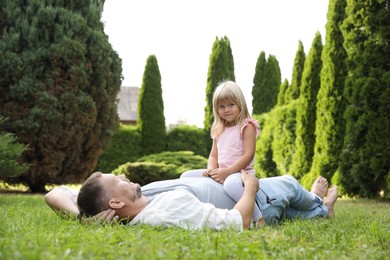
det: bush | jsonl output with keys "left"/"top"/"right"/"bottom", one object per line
{"left": 113, "top": 151, "right": 207, "bottom": 185}
{"left": 0, "top": 117, "right": 29, "bottom": 177}
{"left": 166, "top": 125, "right": 209, "bottom": 157}
{"left": 96, "top": 124, "right": 141, "bottom": 173}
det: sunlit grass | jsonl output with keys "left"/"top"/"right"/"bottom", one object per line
{"left": 0, "top": 195, "right": 389, "bottom": 259}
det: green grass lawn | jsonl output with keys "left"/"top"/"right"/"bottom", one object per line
{"left": 0, "top": 194, "right": 389, "bottom": 260}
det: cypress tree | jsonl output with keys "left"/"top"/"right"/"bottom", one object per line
{"left": 277, "top": 79, "right": 289, "bottom": 106}
{"left": 290, "top": 32, "right": 323, "bottom": 180}
{"left": 306, "top": 0, "right": 348, "bottom": 186}
{"left": 339, "top": 0, "right": 390, "bottom": 197}
{"left": 223, "top": 37, "right": 235, "bottom": 83}
{"left": 203, "top": 36, "right": 235, "bottom": 133}
{"left": 252, "top": 54, "right": 281, "bottom": 114}
{"left": 284, "top": 41, "right": 306, "bottom": 104}
{"left": 137, "top": 55, "right": 166, "bottom": 155}
{"left": 252, "top": 51, "right": 267, "bottom": 114}
{"left": 264, "top": 55, "right": 281, "bottom": 111}
{"left": 0, "top": 0, "right": 122, "bottom": 192}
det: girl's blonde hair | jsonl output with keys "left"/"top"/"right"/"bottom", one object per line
{"left": 210, "top": 81, "right": 251, "bottom": 138}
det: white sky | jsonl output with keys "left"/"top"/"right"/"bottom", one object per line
{"left": 101, "top": 0, "right": 328, "bottom": 127}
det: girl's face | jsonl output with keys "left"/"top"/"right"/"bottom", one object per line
{"left": 217, "top": 99, "right": 240, "bottom": 126}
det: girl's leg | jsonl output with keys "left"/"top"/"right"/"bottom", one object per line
{"left": 224, "top": 172, "right": 263, "bottom": 222}
{"left": 180, "top": 169, "right": 205, "bottom": 178}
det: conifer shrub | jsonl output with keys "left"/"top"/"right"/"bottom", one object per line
{"left": 114, "top": 162, "right": 178, "bottom": 186}
{"left": 113, "top": 151, "right": 207, "bottom": 185}
{"left": 0, "top": 0, "right": 122, "bottom": 191}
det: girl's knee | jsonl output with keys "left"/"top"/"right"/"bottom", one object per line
{"left": 223, "top": 174, "right": 244, "bottom": 201}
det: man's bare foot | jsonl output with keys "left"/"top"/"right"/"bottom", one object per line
{"left": 324, "top": 186, "right": 338, "bottom": 218}
{"left": 311, "top": 176, "right": 329, "bottom": 199}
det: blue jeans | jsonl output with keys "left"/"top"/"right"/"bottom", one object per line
{"left": 257, "top": 175, "right": 328, "bottom": 224}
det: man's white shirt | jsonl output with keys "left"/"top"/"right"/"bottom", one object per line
{"left": 130, "top": 189, "right": 243, "bottom": 231}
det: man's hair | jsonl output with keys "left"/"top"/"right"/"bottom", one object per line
{"left": 77, "top": 172, "right": 109, "bottom": 218}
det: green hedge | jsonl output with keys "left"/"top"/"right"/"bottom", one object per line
{"left": 166, "top": 125, "right": 209, "bottom": 158}
{"left": 96, "top": 124, "right": 141, "bottom": 172}
{"left": 97, "top": 124, "right": 210, "bottom": 173}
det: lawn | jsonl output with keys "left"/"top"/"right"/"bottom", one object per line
{"left": 0, "top": 194, "right": 389, "bottom": 259}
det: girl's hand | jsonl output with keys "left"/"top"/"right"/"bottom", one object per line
{"left": 210, "top": 168, "right": 229, "bottom": 183}
{"left": 202, "top": 169, "right": 212, "bottom": 177}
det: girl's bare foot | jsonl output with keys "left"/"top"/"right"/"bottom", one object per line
{"left": 311, "top": 176, "right": 329, "bottom": 199}
{"left": 254, "top": 217, "right": 266, "bottom": 229}
{"left": 324, "top": 186, "right": 338, "bottom": 218}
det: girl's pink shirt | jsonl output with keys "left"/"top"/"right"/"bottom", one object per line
{"left": 216, "top": 118, "right": 260, "bottom": 173}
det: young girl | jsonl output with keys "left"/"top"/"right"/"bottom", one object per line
{"left": 181, "top": 81, "right": 263, "bottom": 226}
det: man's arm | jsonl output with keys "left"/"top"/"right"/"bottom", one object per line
{"left": 45, "top": 187, "right": 119, "bottom": 223}
{"left": 233, "top": 170, "right": 259, "bottom": 229}
{"left": 45, "top": 187, "right": 79, "bottom": 216}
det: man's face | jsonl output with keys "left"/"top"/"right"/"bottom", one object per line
{"left": 100, "top": 173, "right": 148, "bottom": 218}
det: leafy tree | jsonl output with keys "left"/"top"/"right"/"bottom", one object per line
{"left": 306, "top": 0, "right": 347, "bottom": 186}
{"left": 339, "top": 0, "right": 390, "bottom": 198}
{"left": 0, "top": 0, "right": 122, "bottom": 192}
{"left": 290, "top": 32, "right": 323, "bottom": 180}
{"left": 137, "top": 55, "right": 166, "bottom": 155}
{"left": 284, "top": 41, "right": 306, "bottom": 104}
{"left": 252, "top": 51, "right": 267, "bottom": 114}
{"left": 203, "top": 36, "right": 235, "bottom": 133}
{"left": 0, "top": 116, "right": 29, "bottom": 177}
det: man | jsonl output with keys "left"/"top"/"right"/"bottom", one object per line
{"left": 45, "top": 172, "right": 338, "bottom": 230}
{"left": 76, "top": 170, "right": 258, "bottom": 230}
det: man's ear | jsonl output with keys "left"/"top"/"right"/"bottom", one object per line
{"left": 109, "top": 198, "right": 125, "bottom": 209}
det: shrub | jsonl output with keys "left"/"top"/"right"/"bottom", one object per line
{"left": 0, "top": 117, "right": 29, "bottom": 177}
